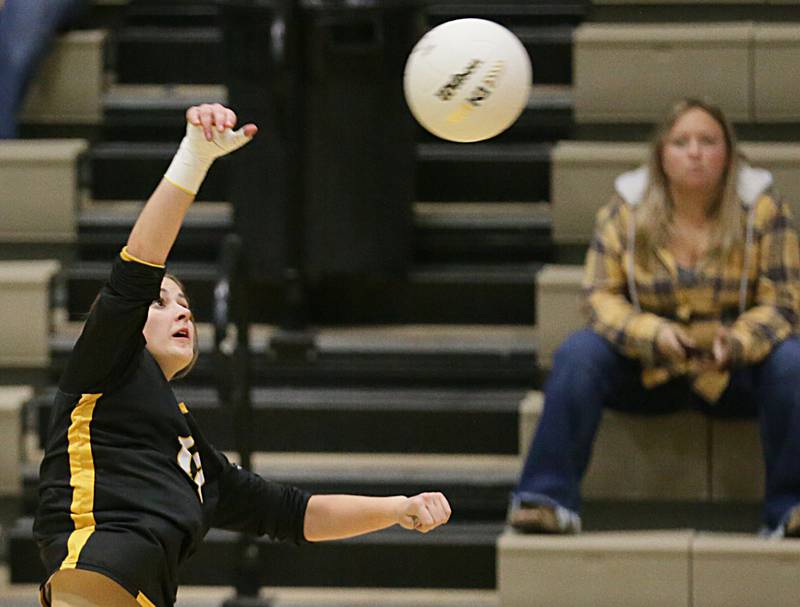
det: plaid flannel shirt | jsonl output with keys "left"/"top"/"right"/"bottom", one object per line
{"left": 583, "top": 183, "right": 800, "bottom": 403}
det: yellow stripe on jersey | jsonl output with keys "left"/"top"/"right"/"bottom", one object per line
{"left": 136, "top": 591, "right": 157, "bottom": 607}
{"left": 60, "top": 393, "right": 101, "bottom": 570}
{"left": 120, "top": 246, "right": 166, "bottom": 269}
{"left": 178, "top": 402, "right": 188, "bottom": 414}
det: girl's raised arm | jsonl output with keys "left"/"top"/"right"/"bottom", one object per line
{"left": 126, "top": 103, "right": 257, "bottom": 266}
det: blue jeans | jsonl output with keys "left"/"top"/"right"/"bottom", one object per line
{"left": 0, "top": 0, "right": 86, "bottom": 138}
{"left": 515, "top": 328, "right": 800, "bottom": 531}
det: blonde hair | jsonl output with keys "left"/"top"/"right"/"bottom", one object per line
{"left": 635, "top": 98, "right": 743, "bottom": 264}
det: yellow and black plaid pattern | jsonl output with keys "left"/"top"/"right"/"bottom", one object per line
{"left": 582, "top": 193, "right": 800, "bottom": 402}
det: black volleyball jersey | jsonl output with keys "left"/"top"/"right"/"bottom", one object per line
{"left": 34, "top": 249, "right": 310, "bottom": 607}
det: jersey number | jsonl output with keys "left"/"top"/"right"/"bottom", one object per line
{"left": 177, "top": 435, "right": 205, "bottom": 503}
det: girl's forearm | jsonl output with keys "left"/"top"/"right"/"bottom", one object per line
{"left": 126, "top": 180, "right": 194, "bottom": 266}
{"left": 303, "top": 494, "right": 407, "bottom": 542}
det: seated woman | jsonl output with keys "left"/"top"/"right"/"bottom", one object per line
{"left": 510, "top": 98, "right": 800, "bottom": 537}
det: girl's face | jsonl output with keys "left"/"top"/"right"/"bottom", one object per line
{"left": 662, "top": 107, "right": 729, "bottom": 198}
{"left": 143, "top": 277, "right": 194, "bottom": 380}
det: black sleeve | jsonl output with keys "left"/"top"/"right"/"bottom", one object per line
{"left": 210, "top": 450, "right": 310, "bottom": 544}
{"left": 59, "top": 254, "right": 166, "bottom": 394}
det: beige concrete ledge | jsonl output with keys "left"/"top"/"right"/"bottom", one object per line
{"left": 21, "top": 30, "right": 107, "bottom": 125}
{"left": 0, "top": 139, "right": 87, "bottom": 243}
{"left": 575, "top": 23, "right": 752, "bottom": 123}
{"left": 520, "top": 392, "right": 710, "bottom": 500}
{"left": 498, "top": 529, "right": 693, "bottom": 607}
{"left": 535, "top": 264, "right": 585, "bottom": 368}
{"left": 0, "top": 386, "right": 33, "bottom": 496}
{"left": 0, "top": 260, "right": 60, "bottom": 367}
{"left": 692, "top": 533, "right": 800, "bottom": 607}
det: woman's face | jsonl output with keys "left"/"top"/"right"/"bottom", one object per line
{"left": 143, "top": 277, "right": 194, "bottom": 380}
{"left": 661, "top": 107, "right": 729, "bottom": 198}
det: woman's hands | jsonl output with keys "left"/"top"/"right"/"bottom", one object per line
{"left": 396, "top": 492, "right": 452, "bottom": 533}
{"left": 655, "top": 322, "right": 732, "bottom": 370}
{"left": 655, "top": 323, "right": 696, "bottom": 362}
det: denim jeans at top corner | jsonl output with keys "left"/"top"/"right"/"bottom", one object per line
{"left": 515, "top": 328, "right": 800, "bottom": 531}
{"left": 0, "top": 0, "right": 87, "bottom": 138}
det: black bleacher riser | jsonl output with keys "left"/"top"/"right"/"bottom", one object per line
{"left": 89, "top": 143, "right": 228, "bottom": 201}
{"left": 89, "top": 142, "right": 550, "bottom": 203}
{"left": 23, "top": 463, "right": 513, "bottom": 522}
{"left": 33, "top": 387, "right": 522, "bottom": 454}
{"left": 115, "top": 27, "right": 224, "bottom": 85}
{"left": 10, "top": 519, "right": 499, "bottom": 588}
{"left": 417, "top": 143, "right": 551, "bottom": 202}
{"left": 78, "top": 202, "right": 552, "bottom": 264}
{"left": 415, "top": 224, "right": 552, "bottom": 263}
{"left": 65, "top": 262, "right": 540, "bottom": 325}
{"left": 109, "top": 6, "right": 578, "bottom": 88}
{"left": 78, "top": 217, "right": 232, "bottom": 263}
{"left": 49, "top": 339, "right": 538, "bottom": 388}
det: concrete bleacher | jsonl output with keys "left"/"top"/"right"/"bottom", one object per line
{"left": 575, "top": 23, "right": 752, "bottom": 123}
{"left": 551, "top": 141, "right": 800, "bottom": 246}
{"left": 575, "top": 23, "right": 800, "bottom": 124}
{"left": 498, "top": 530, "right": 800, "bottom": 607}
{"left": 0, "top": 261, "right": 60, "bottom": 369}
{"left": 0, "top": 387, "right": 32, "bottom": 497}
{"left": 20, "top": 30, "right": 107, "bottom": 126}
{"left": 0, "top": 140, "right": 87, "bottom": 243}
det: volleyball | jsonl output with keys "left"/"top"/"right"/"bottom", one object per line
{"left": 403, "top": 19, "right": 532, "bottom": 143}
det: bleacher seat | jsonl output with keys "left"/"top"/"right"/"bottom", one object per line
{"left": 535, "top": 264, "right": 585, "bottom": 368}
{"left": 498, "top": 530, "right": 694, "bottom": 607}
{"left": 692, "top": 534, "right": 800, "bottom": 607}
{"left": 0, "top": 140, "right": 87, "bottom": 243}
{"left": 20, "top": 30, "right": 107, "bottom": 126}
{"left": 498, "top": 530, "right": 800, "bottom": 607}
{"left": 754, "top": 25, "right": 800, "bottom": 122}
{"left": 574, "top": 23, "right": 752, "bottom": 123}
{"left": 0, "top": 260, "right": 60, "bottom": 367}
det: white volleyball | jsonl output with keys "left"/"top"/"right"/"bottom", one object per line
{"left": 403, "top": 18, "right": 532, "bottom": 143}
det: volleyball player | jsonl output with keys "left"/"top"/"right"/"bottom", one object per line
{"left": 34, "top": 104, "right": 452, "bottom": 607}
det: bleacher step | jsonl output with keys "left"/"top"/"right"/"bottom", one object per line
{"left": 64, "top": 261, "right": 542, "bottom": 325}
{"left": 88, "top": 142, "right": 227, "bottom": 201}
{"left": 115, "top": 26, "right": 223, "bottom": 84}
{"left": 78, "top": 201, "right": 552, "bottom": 263}
{"left": 21, "top": 453, "right": 519, "bottom": 520}
{"left": 50, "top": 323, "right": 539, "bottom": 386}
{"left": 0, "top": 578, "right": 497, "bottom": 607}
{"left": 9, "top": 518, "right": 501, "bottom": 588}
{"left": 88, "top": 138, "right": 552, "bottom": 203}
{"left": 417, "top": 143, "right": 551, "bottom": 202}
{"left": 103, "top": 84, "right": 228, "bottom": 141}
{"left": 32, "top": 385, "right": 523, "bottom": 454}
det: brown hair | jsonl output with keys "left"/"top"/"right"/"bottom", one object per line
{"left": 87, "top": 273, "right": 199, "bottom": 381}
{"left": 636, "top": 98, "right": 742, "bottom": 264}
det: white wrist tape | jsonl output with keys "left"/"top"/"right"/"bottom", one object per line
{"left": 164, "top": 122, "right": 253, "bottom": 195}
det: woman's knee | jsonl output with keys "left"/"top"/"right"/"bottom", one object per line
{"left": 758, "top": 337, "right": 800, "bottom": 386}
{"left": 50, "top": 569, "right": 137, "bottom": 607}
{"left": 552, "top": 329, "right": 619, "bottom": 373}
